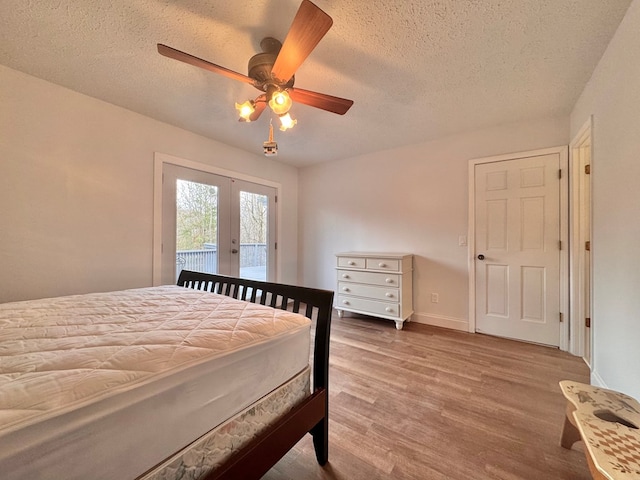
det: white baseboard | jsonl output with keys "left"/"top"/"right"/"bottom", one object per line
{"left": 591, "top": 370, "right": 607, "bottom": 388}
{"left": 411, "top": 312, "right": 469, "bottom": 332}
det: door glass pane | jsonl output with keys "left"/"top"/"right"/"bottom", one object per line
{"left": 239, "top": 190, "right": 268, "bottom": 281}
{"left": 175, "top": 179, "right": 218, "bottom": 281}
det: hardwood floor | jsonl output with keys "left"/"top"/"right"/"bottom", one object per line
{"left": 264, "top": 313, "right": 592, "bottom": 480}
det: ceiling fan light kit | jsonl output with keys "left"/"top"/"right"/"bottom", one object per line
{"left": 278, "top": 113, "right": 297, "bottom": 131}
{"left": 157, "top": 0, "right": 353, "bottom": 151}
{"left": 235, "top": 100, "right": 256, "bottom": 121}
{"left": 268, "top": 88, "right": 293, "bottom": 116}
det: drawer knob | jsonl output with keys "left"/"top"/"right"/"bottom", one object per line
{"left": 342, "top": 287, "right": 350, "bottom": 292}
{"left": 378, "top": 262, "right": 386, "bottom": 268}
{"left": 385, "top": 307, "right": 393, "bottom": 312}
{"left": 385, "top": 292, "right": 393, "bottom": 298}
{"left": 348, "top": 261, "right": 355, "bottom": 265}
{"left": 385, "top": 278, "right": 394, "bottom": 283}
{"left": 342, "top": 300, "right": 350, "bottom": 305}
{"left": 342, "top": 274, "right": 350, "bottom": 279}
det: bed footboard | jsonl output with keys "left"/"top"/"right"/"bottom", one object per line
{"left": 176, "top": 270, "right": 334, "bottom": 479}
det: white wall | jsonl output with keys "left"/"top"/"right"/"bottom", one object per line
{"left": 570, "top": 0, "right": 640, "bottom": 399}
{"left": 298, "top": 117, "right": 568, "bottom": 331}
{"left": 0, "top": 64, "right": 299, "bottom": 303}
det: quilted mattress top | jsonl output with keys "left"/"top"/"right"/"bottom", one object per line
{"left": 0, "top": 285, "right": 310, "bottom": 434}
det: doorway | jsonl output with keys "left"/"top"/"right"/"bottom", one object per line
{"left": 468, "top": 147, "right": 569, "bottom": 348}
{"left": 153, "top": 155, "right": 278, "bottom": 286}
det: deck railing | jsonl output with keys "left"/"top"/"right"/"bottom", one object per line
{"left": 176, "top": 243, "right": 267, "bottom": 280}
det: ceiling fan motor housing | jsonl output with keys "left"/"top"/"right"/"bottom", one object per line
{"left": 248, "top": 38, "right": 295, "bottom": 91}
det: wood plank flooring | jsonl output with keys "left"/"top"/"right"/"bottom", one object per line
{"left": 264, "top": 313, "right": 592, "bottom": 480}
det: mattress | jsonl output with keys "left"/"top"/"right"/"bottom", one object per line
{"left": 0, "top": 285, "right": 311, "bottom": 480}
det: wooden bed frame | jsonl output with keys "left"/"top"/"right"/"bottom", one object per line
{"left": 176, "top": 270, "right": 334, "bottom": 480}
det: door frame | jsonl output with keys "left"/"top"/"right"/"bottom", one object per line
{"left": 569, "top": 117, "right": 594, "bottom": 360}
{"left": 152, "top": 152, "right": 281, "bottom": 286}
{"left": 467, "top": 146, "right": 570, "bottom": 351}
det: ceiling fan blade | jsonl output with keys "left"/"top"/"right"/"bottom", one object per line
{"left": 289, "top": 87, "right": 354, "bottom": 115}
{"left": 270, "top": 0, "right": 333, "bottom": 84}
{"left": 157, "top": 44, "right": 254, "bottom": 85}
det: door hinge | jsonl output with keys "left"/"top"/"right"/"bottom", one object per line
{"left": 559, "top": 312, "right": 564, "bottom": 323}
{"left": 558, "top": 169, "right": 562, "bottom": 179}
{"left": 275, "top": 242, "right": 278, "bottom": 250}
{"left": 275, "top": 195, "right": 278, "bottom": 203}
{"left": 585, "top": 164, "right": 591, "bottom": 175}
{"left": 585, "top": 241, "right": 591, "bottom": 251}
{"left": 585, "top": 317, "right": 591, "bottom": 328}
{"left": 559, "top": 240, "right": 562, "bottom": 250}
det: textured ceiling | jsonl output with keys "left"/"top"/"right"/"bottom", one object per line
{"left": 0, "top": 1, "right": 632, "bottom": 167}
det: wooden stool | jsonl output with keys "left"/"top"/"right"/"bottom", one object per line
{"left": 559, "top": 381, "right": 640, "bottom": 479}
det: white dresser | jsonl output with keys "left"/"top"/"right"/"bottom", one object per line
{"left": 335, "top": 252, "right": 413, "bottom": 330}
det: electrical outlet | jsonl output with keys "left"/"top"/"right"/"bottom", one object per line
{"left": 431, "top": 293, "right": 439, "bottom": 303}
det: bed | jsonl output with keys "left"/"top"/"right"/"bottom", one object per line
{"left": 0, "top": 271, "right": 334, "bottom": 480}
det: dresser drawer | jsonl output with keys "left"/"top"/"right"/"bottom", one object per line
{"left": 337, "top": 270, "right": 400, "bottom": 287}
{"left": 337, "top": 295, "right": 401, "bottom": 318}
{"left": 365, "top": 257, "right": 400, "bottom": 272}
{"left": 337, "top": 256, "right": 366, "bottom": 269}
{"left": 338, "top": 282, "right": 399, "bottom": 302}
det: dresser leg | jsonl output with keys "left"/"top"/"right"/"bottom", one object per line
{"left": 395, "top": 320, "right": 403, "bottom": 330}
{"left": 336, "top": 309, "right": 343, "bottom": 318}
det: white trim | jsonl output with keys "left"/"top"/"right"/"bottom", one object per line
{"left": 591, "top": 370, "right": 607, "bottom": 388}
{"left": 152, "top": 157, "right": 164, "bottom": 286}
{"left": 572, "top": 117, "right": 593, "bottom": 152}
{"left": 412, "top": 312, "right": 469, "bottom": 332}
{"left": 467, "top": 146, "right": 570, "bottom": 350}
{"left": 568, "top": 116, "right": 594, "bottom": 360}
{"left": 152, "top": 152, "right": 282, "bottom": 286}
{"left": 467, "top": 162, "right": 477, "bottom": 334}
{"left": 154, "top": 152, "right": 281, "bottom": 188}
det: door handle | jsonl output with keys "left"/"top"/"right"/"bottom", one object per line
{"left": 477, "top": 254, "right": 485, "bottom": 260}
{"left": 231, "top": 249, "right": 238, "bottom": 254}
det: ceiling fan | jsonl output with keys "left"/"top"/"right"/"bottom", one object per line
{"left": 157, "top": 0, "right": 353, "bottom": 131}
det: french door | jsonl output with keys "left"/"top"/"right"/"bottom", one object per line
{"left": 160, "top": 163, "right": 276, "bottom": 284}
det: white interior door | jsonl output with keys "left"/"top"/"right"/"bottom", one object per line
{"left": 160, "top": 164, "right": 276, "bottom": 284}
{"left": 571, "top": 126, "right": 592, "bottom": 364}
{"left": 581, "top": 149, "right": 592, "bottom": 364}
{"left": 474, "top": 153, "right": 561, "bottom": 346}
